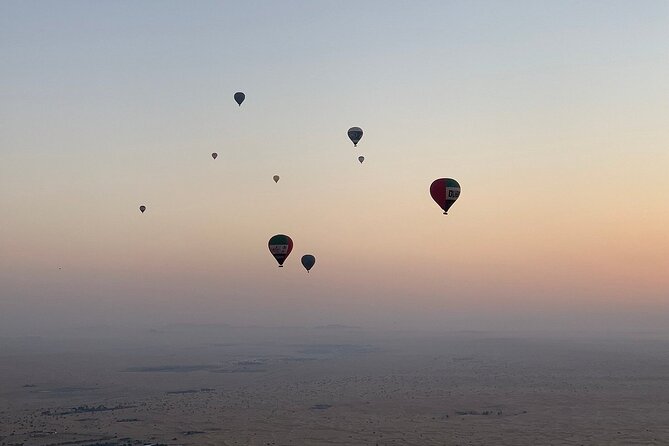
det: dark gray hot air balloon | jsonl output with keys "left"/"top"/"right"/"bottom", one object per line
{"left": 211, "top": 152, "right": 218, "bottom": 159}
{"left": 139, "top": 205, "right": 146, "bottom": 213}
{"left": 301, "top": 254, "right": 316, "bottom": 272}
{"left": 234, "top": 92, "right": 245, "bottom": 106}
{"left": 348, "top": 127, "right": 363, "bottom": 146}
{"left": 273, "top": 175, "right": 280, "bottom": 183}
{"left": 358, "top": 156, "right": 365, "bottom": 163}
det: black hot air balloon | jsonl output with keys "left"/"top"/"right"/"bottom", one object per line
{"left": 301, "top": 254, "right": 316, "bottom": 272}
{"left": 139, "top": 205, "right": 146, "bottom": 213}
{"left": 211, "top": 152, "right": 218, "bottom": 159}
{"left": 348, "top": 127, "right": 363, "bottom": 146}
{"left": 234, "top": 92, "right": 245, "bottom": 106}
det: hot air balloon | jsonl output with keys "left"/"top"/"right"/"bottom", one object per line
{"left": 348, "top": 127, "right": 363, "bottom": 146}
{"left": 234, "top": 92, "right": 245, "bottom": 106}
{"left": 211, "top": 152, "right": 218, "bottom": 160}
{"left": 139, "top": 205, "right": 146, "bottom": 213}
{"left": 430, "top": 178, "right": 461, "bottom": 215}
{"left": 358, "top": 156, "right": 365, "bottom": 164}
{"left": 268, "top": 234, "right": 293, "bottom": 267}
{"left": 273, "top": 175, "right": 280, "bottom": 183}
{"left": 301, "top": 255, "right": 316, "bottom": 272}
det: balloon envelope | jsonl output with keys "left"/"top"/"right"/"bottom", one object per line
{"left": 211, "top": 152, "right": 218, "bottom": 159}
{"left": 430, "top": 178, "right": 461, "bottom": 215}
{"left": 268, "top": 234, "right": 293, "bottom": 267}
{"left": 358, "top": 156, "right": 365, "bottom": 163}
{"left": 234, "top": 92, "right": 245, "bottom": 106}
{"left": 273, "top": 175, "right": 280, "bottom": 183}
{"left": 348, "top": 127, "right": 363, "bottom": 146}
{"left": 139, "top": 205, "right": 146, "bottom": 213}
{"left": 301, "top": 254, "right": 316, "bottom": 272}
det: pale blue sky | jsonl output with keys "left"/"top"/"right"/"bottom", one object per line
{"left": 1, "top": 1, "right": 668, "bottom": 334}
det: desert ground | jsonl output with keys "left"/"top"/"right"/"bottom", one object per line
{"left": 1, "top": 325, "right": 669, "bottom": 445}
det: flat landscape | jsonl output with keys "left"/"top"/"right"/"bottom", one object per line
{"left": 2, "top": 326, "right": 669, "bottom": 445}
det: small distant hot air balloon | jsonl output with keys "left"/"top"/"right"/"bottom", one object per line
{"left": 358, "top": 156, "right": 365, "bottom": 164}
{"left": 273, "top": 175, "right": 280, "bottom": 183}
{"left": 430, "top": 178, "right": 461, "bottom": 215}
{"left": 301, "top": 254, "right": 316, "bottom": 272}
{"left": 268, "top": 234, "right": 293, "bottom": 267}
{"left": 234, "top": 92, "right": 245, "bottom": 106}
{"left": 139, "top": 205, "right": 146, "bottom": 213}
{"left": 348, "top": 127, "right": 363, "bottom": 147}
{"left": 211, "top": 152, "right": 218, "bottom": 160}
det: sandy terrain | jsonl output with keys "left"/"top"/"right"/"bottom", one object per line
{"left": 1, "top": 326, "right": 669, "bottom": 445}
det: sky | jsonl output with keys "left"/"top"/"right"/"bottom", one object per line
{"left": 1, "top": 1, "right": 668, "bottom": 335}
